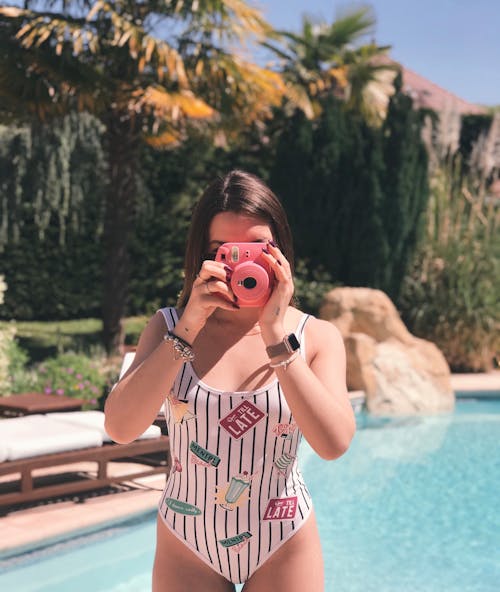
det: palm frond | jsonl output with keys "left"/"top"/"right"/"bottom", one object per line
{"left": 133, "top": 86, "right": 214, "bottom": 122}
{"left": 327, "top": 5, "right": 375, "bottom": 48}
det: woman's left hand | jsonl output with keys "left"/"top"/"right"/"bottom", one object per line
{"left": 259, "top": 241, "right": 294, "bottom": 338}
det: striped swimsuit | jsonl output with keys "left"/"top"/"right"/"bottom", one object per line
{"left": 158, "top": 307, "right": 313, "bottom": 584}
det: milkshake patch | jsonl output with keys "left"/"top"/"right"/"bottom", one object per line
{"left": 215, "top": 471, "right": 253, "bottom": 511}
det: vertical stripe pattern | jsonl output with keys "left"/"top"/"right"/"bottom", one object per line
{"left": 157, "top": 308, "right": 313, "bottom": 584}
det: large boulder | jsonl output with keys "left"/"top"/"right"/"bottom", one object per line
{"left": 320, "top": 287, "right": 454, "bottom": 415}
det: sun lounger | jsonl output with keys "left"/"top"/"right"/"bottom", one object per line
{"left": 48, "top": 410, "right": 160, "bottom": 442}
{"left": 0, "top": 412, "right": 169, "bottom": 508}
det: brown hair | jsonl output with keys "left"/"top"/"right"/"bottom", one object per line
{"left": 177, "top": 170, "right": 295, "bottom": 307}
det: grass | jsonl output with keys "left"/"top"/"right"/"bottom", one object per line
{"left": 0, "top": 316, "right": 148, "bottom": 362}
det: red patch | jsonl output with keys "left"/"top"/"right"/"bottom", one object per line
{"left": 263, "top": 496, "right": 298, "bottom": 521}
{"left": 219, "top": 401, "right": 265, "bottom": 439}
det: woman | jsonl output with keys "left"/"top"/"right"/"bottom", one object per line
{"left": 105, "top": 170, "right": 356, "bottom": 592}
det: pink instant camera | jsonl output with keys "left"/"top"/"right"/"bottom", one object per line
{"left": 215, "top": 242, "right": 274, "bottom": 307}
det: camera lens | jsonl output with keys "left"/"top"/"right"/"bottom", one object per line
{"left": 242, "top": 276, "right": 257, "bottom": 289}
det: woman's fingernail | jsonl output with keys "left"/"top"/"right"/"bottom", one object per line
{"left": 232, "top": 302, "right": 240, "bottom": 309}
{"left": 224, "top": 265, "right": 232, "bottom": 272}
{"left": 226, "top": 271, "right": 232, "bottom": 282}
{"left": 277, "top": 260, "right": 282, "bottom": 266}
{"left": 262, "top": 248, "right": 270, "bottom": 254}
{"left": 233, "top": 295, "right": 238, "bottom": 302}
{"left": 269, "top": 240, "right": 277, "bottom": 247}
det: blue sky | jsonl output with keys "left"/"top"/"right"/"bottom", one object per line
{"left": 259, "top": 0, "right": 499, "bottom": 106}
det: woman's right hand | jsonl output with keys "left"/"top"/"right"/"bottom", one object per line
{"left": 175, "top": 260, "right": 239, "bottom": 342}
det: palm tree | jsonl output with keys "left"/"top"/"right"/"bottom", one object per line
{"left": 265, "top": 5, "right": 398, "bottom": 124}
{"left": 0, "top": 1, "right": 286, "bottom": 353}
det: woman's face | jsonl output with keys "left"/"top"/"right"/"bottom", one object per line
{"left": 206, "top": 212, "right": 274, "bottom": 259}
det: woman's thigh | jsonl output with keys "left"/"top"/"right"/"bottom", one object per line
{"left": 242, "top": 511, "right": 324, "bottom": 592}
{"left": 153, "top": 515, "right": 236, "bottom": 592}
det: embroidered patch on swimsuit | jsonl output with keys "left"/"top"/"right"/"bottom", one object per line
{"left": 263, "top": 496, "right": 298, "bottom": 520}
{"left": 167, "top": 391, "right": 196, "bottom": 424}
{"left": 272, "top": 422, "right": 297, "bottom": 439}
{"left": 219, "top": 531, "right": 252, "bottom": 553}
{"left": 273, "top": 452, "right": 295, "bottom": 476}
{"left": 165, "top": 498, "right": 201, "bottom": 516}
{"left": 215, "top": 471, "right": 254, "bottom": 510}
{"left": 219, "top": 401, "right": 265, "bottom": 439}
{"left": 189, "top": 441, "right": 221, "bottom": 467}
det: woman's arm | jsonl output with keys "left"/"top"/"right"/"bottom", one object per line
{"left": 104, "top": 258, "right": 239, "bottom": 444}
{"left": 104, "top": 311, "right": 183, "bottom": 443}
{"left": 259, "top": 241, "right": 355, "bottom": 460}
{"left": 266, "top": 317, "right": 355, "bottom": 460}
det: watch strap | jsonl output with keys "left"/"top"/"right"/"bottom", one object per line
{"left": 266, "top": 333, "right": 300, "bottom": 359}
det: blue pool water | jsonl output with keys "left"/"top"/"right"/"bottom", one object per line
{"left": 1, "top": 399, "right": 499, "bottom": 591}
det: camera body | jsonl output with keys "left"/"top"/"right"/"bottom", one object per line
{"left": 215, "top": 242, "right": 274, "bottom": 307}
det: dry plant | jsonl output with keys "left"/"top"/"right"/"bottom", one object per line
{"left": 400, "top": 112, "right": 499, "bottom": 371}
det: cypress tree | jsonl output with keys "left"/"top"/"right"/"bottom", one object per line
{"left": 311, "top": 98, "right": 388, "bottom": 287}
{"left": 381, "top": 73, "right": 429, "bottom": 300}
{"left": 270, "top": 98, "right": 388, "bottom": 289}
{"left": 0, "top": 114, "right": 106, "bottom": 320}
{"left": 269, "top": 108, "right": 315, "bottom": 249}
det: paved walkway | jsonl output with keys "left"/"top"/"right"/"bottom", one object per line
{"left": 1, "top": 372, "right": 498, "bottom": 558}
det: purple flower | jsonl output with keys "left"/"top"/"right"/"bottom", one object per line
{"left": 91, "top": 386, "right": 99, "bottom": 394}
{"left": 56, "top": 388, "right": 65, "bottom": 396}
{"left": 77, "top": 383, "right": 84, "bottom": 390}
{"left": 76, "top": 373, "right": 83, "bottom": 380}
{"left": 90, "top": 398, "right": 97, "bottom": 405}
{"left": 44, "top": 387, "right": 52, "bottom": 394}
{"left": 66, "top": 368, "right": 74, "bottom": 374}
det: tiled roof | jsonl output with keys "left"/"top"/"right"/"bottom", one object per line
{"left": 401, "top": 66, "right": 487, "bottom": 115}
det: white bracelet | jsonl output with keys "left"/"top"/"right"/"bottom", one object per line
{"left": 269, "top": 351, "right": 299, "bottom": 370}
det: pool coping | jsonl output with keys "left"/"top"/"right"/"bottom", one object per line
{"left": 0, "top": 507, "right": 157, "bottom": 563}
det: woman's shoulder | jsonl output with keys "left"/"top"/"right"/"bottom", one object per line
{"left": 289, "top": 306, "right": 340, "bottom": 333}
{"left": 292, "top": 308, "right": 344, "bottom": 349}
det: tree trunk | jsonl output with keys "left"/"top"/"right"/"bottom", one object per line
{"left": 101, "top": 110, "right": 140, "bottom": 354}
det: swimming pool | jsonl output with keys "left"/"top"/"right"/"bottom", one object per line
{"left": 1, "top": 399, "right": 499, "bottom": 591}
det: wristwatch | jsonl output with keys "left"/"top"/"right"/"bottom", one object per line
{"left": 266, "top": 333, "right": 300, "bottom": 359}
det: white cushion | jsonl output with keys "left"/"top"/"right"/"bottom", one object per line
{"left": 0, "top": 442, "right": 8, "bottom": 463}
{"left": 0, "top": 414, "right": 103, "bottom": 461}
{"left": 49, "top": 410, "right": 161, "bottom": 442}
{"left": 119, "top": 352, "right": 136, "bottom": 379}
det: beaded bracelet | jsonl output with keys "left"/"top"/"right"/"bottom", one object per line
{"left": 164, "top": 330, "right": 195, "bottom": 362}
{"left": 269, "top": 350, "right": 299, "bottom": 370}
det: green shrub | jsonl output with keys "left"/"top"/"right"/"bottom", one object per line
{"left": 33, "top": 353, "right": 114, "bottom": 409}
{"left": 294, "top": 258, "right": 338, "bottom": 315}
{"left": 5, "top": 336, "right": 37, "bottom": 394}
{"left": 0, "top": 325, "right": 14, "bottom": 395}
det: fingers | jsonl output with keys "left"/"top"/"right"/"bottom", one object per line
{"left": 196, "top": 260, "right": 230, "bottom": 284}
{"left": 261, "top": 242, "right": 293, "bottom": 284}
{"left": 194, "top": 260, "right": 239, "bottom": 310}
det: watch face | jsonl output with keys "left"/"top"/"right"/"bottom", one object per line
{"left": 288, "top": 333, "right": 300, "bottom": 351}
